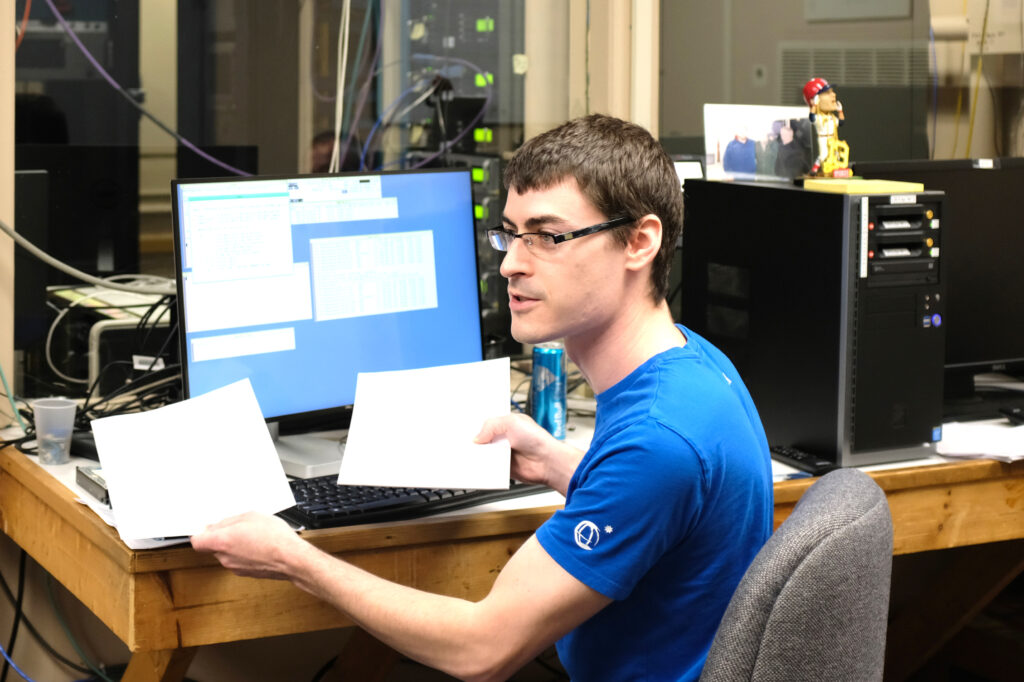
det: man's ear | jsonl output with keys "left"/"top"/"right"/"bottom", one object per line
{"left": 624, "top": 214, "right": 662, "bottom": 272}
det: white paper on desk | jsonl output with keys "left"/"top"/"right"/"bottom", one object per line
{"left": 339, "top": 357, "right": 511, "bottom": 489}
{"left": 937, "top": 420, "right": 1024, "bottom": 463}
{"left": 90, "top": 379, "right": 296, "bottom": 542}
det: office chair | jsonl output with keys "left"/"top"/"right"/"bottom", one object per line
{"left": 699, "top": 468, "right": 894, "bottom": 681}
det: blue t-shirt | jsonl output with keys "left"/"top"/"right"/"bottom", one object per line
{"left": 535, "top": 325, "right": 773, "bottom": 681}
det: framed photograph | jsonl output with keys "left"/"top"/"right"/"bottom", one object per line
{"left": 703, "top": 103, "right": 814, "bottom": 181}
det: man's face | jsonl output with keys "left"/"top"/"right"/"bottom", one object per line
{"left": 817, "top": 88, "right": 839, "bottom": 113}
{"left": 780, "top": 124, "right": 794, "bottom": 144}
{"left": 499, "top": 179, "right": 630, "bottom": 346}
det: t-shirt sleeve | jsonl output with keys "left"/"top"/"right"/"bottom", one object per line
{"left": 535, "top": 421, "right": 707, "bottom": 600}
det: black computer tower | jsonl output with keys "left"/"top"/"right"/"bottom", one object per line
{"left": 680, "top": 180, "right": 946, "bottom": 466}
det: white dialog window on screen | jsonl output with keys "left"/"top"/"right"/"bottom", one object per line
{"left": 184, "top": 189, "right": 294, "bottom": 283}
{"left": 310, "top": 230, "right": 439, "bottom": 321}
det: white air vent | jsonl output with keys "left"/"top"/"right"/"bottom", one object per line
{"left": 779, "top": 42, "right": 931, "bottom": 104}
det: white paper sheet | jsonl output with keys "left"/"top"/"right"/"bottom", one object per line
{"left": 937, "top": 420, "right": 1024, "bottom": 463}
{"left": 90, "top": 379, "right": 296, "bottom": 542}
{"left": 339, "top": 357, "right": 512, "bottom": 489}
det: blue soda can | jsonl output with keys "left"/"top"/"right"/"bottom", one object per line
{"left": 531, "top": 341, "right": 567, "bottom": 439}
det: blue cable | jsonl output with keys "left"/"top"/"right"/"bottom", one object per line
{"left": 0, "top": 360, "right": 29, "bottom": 434}
{"left": 0, "top": 641, "right": 36, "bottom": 682}
{"left": 39, "top": 0, "right": 250, "bottom": 177}
{"left": 359, "top": 81, "right": 425, "bottom": 170}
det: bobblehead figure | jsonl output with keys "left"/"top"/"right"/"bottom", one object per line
{"left": 803, "top": 77, "right": 850, "bottom": 177}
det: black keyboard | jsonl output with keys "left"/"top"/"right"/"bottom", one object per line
{"left": 278, "top": 476, "right": 550, "bottom": 529}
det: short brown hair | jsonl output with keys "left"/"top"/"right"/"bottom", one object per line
{"left": 503, "top": 114, "right": 683, "bottom": 302}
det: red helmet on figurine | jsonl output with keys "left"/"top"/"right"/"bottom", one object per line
{"left": 803, "top": 77, "right": 832, "bottom": 106}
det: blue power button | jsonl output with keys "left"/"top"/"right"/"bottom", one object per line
{"left": 931, "top": 313, "right": 943, "bottom": 327}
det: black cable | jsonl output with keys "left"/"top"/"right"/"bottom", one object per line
{"left": 0, "top": 560, "right": 92, "bottom": 676}
{"left": 435, "top": 96, "right": 450, "bottom": 165}
{"left": 141, "top": 322, "right": 179, "bottom": 377}
{"left": 0, "top": 435, "right": 34, "bottom": 449}
{"left": 0, "top": 550, "right": 26, "bottom": 682}
{"left": 135, "top": 295, "right": 174, "bottom": 361}
{"left": 309, "top": 654, "right": 338, "bottom": 682}
{"left": 93, "top": 380, "right": 180, "bottom": 418}
{"left": 79, "top": 323, "right": 180, "bottom": 421}
{"left": 81, "top": 366, "right": 181, "bottom": 417}
{"left": 80, "top": 361, "right": 135, "bottom": 419}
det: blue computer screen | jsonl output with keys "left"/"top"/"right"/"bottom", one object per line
{"left": 171, "top": 169, "right": 482, "bottom": 420}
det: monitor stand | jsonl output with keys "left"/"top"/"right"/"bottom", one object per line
{"left": 268, "top": 422, "right": 347, "bottom": 479}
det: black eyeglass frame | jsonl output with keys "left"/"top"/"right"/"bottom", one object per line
{"left": 486, "top": 215, "right": 635, "bottom": 251}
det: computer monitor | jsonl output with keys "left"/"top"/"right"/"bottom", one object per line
{"left": 856, "top": 158, "right": 1024, "bottom": 418}
{"left": 14, "top": 145, "right": 140, "bottom": 284}
{"left": 171, "top": 169, "right": 484, "bottom": 475}
{"left": 670, "top": 154, "right": 705, "bottom": 189}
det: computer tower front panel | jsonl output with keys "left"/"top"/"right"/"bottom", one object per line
{"left": 847, "top": 194, "right": 945, "bottom": 462}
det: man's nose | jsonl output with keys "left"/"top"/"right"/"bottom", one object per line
{"left": 499, "top": 236, "right": 531, "bottom": 279}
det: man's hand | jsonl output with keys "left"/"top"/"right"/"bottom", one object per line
{"left": 475, "top": 413, "right": 584, "bottom": 495}
{"left": 191, "top": 512, "right": 308, "bottom": 580}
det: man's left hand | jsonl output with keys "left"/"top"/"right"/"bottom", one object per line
{"left": 191, "top": 512, "right": 305, "bottom": 580}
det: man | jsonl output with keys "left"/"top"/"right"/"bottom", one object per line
{"left": 192, "top": 114, "right": 773, "bottom": 681}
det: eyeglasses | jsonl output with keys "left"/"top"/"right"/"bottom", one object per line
{"left": 487, "top": 215, "right": 634, "bottom": 254}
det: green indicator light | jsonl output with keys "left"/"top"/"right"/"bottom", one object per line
{"left": 474, "top": 128, "right": 494, "bottom": 143}
{"left": 475, "top": 73, "right": 486, "bottom": 87}
{"left": 471, "top": 168, "right": 485, "bottom": 183}
{"left": 487, "top": 72, "right": 494, "bottom": 83}
{"left": 476, "top": 17, "right": 495, "bottom": 32}
{"left": 475, "top": 204, "right": 486, "bottom": 220}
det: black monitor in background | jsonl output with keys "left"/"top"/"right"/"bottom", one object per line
{"left": 14, "top": 145, "right": 140, "bottom": 286}
{"left": 176, "top": 145, "right": 259, "bottom": 180}
{"left": 856, "top": 158, "right": 1024, "bottom": 419}
{"left": 13, "top": 171, "right": 49, "bottom": 352}
{"left": 171, "top": 168, "right": 484, "bottom": 476}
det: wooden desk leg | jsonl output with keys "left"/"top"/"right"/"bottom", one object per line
{"left": 885, "top": 539, "right": 1024, "bottom": 681}
{"left": 322, "top": 628, "right": 401, "bottom": 682}
{"left": 121, "top": 648, "right": 198, "bottom": 682}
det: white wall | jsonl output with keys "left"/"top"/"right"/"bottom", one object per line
{"left": 659, "top": 0, "right": 929, "bottom": 136}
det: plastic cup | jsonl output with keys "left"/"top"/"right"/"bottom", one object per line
{"left": 32, "top": 398, "right": 78, "bottom": 466}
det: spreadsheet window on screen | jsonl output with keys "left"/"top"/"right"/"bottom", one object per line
{"left": 171, "top": 169, "right": 484, "bottom": 422}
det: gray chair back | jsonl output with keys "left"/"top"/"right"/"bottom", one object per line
{"left": 699, "top": 468, "right": 894, "bottom": 681}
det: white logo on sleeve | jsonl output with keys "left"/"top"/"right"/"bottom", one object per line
{"left": 574, "top": 520, "right": 602, "bottom": 550}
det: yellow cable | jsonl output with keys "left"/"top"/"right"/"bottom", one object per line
{"left": 966, "top": 0, "right": 991, "bottom": 158}
{"left": 951, "top": 0, "right": 969, "bottom": 157}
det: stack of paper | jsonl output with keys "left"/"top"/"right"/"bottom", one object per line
{"left": 936, "top": 421, "right": 1024, "bottom": 463}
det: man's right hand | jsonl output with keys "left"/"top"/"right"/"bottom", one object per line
{"left": 475, "top": 413, "right": 584, "bottom": 495}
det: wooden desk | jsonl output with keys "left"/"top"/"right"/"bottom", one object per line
{"left": 1, "top": 445, "right": 1022, "bottom": 682}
